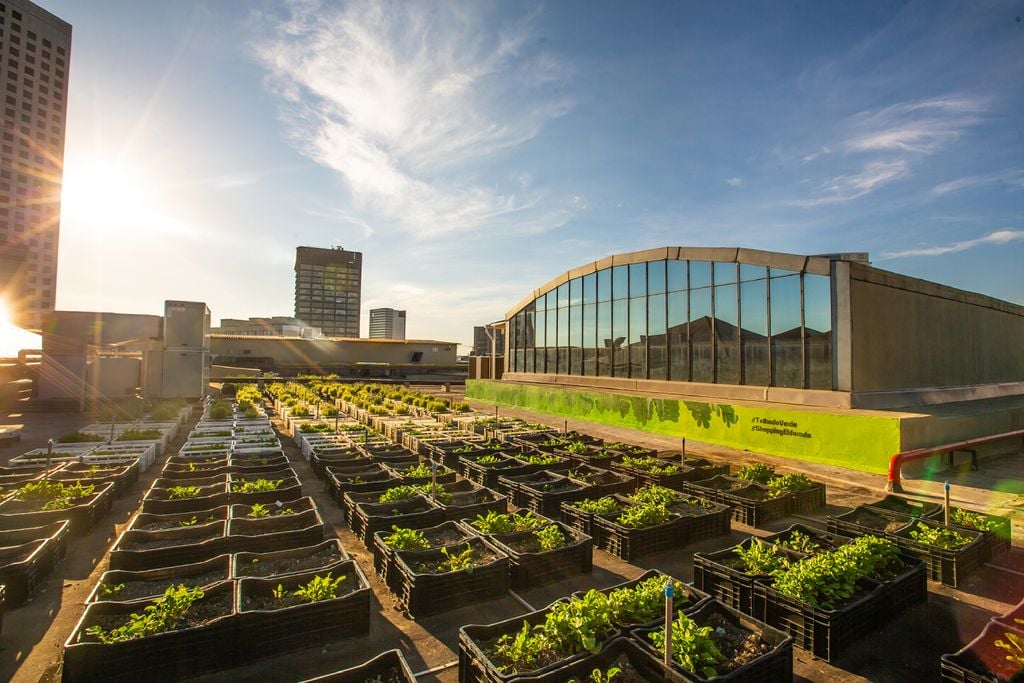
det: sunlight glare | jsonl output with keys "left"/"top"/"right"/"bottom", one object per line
{"left": 61, "top": 162, "right": 156, "bottom": 233}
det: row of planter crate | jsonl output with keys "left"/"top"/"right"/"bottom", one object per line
{"left": 693, "top": 524, "right": 928, "bottom": 661}
{"left": 941, "top": 596, "right": 1024, "bottom": 682}
{"left": 828, "top": 494, "right": 1010, "bottom": 587}
{"left": 62, "top": 559, "right": 370, "bottom": 682}
{"left": 459, "top": 569, "right": 793, "bottom": 682}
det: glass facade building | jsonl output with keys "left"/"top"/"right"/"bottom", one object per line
{"left": 507, "top": 252, "right": 834, "bottom": 390}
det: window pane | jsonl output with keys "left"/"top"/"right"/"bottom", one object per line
{"left": 557, "top": 283, "right": 569, "bottom": 309}
{"left": 690, "top": 260, "right": 712, "bottom": 289}
{"left": 597, "top": 268, "right": 612, "bottom": 302}
{"left": 667, "top": 259, "right": 687, "bottom": 292}
{"left": 582, "top": 303, "right": 596, "bottom": 376}
{"left": 648, "top": 293, "right": 667, "bottom": 380}
{"left": 612, "top": 265, "right": 629, "bottom": 300}
{"left": 525, "top": 307, "right": 536, "bottom": 372}
{"left": 648, "top": 260, "right": 666, "bottom": 295}
{"left": 557, "top": 307, "right": 569, "bottom": 373}
{"left": 667, "top": 290, "right": 688, "bottom": 381}
{"left": 690, "top": 287, "right": 713, "bottom": 383}
{"left": 597, "top": 301, "right": 612, "bottom": 376}
{"left": 534, "top": 306, "right": 546, "bottom": 373}
{"left": 740, "top": 274, "right": 769, "bottom": 386}
{"left": 569, "top": 304, "right": 582, "bottom": 375}
{"left": 740, "top": 264, "right": 765, "bottom": 282}
{"left": 546, "top": 308, "right": 557, "bottom": 349}
{"left": 629, "top": 262, "right": 647, "bottom": 298}
{"left": 714, "top": 282, "right": 739, "bottom": 384}
{"left": 805, "top": 274, "right": 833, "bottom": 389}
{"left": 770, "top": 270, "right": 803, "bottom": 388}
{"left": 569, "top": 277, "right": 582, "bottom": 307}
{"left": 612, "top": 299, "right": 629, "bottom": 376}
{"left": 629, "top": 297, "right": 647, "bottom": 378}
{"left": 583, "top": 272, "right": 597, "bottom": 304}
{"left": 535, "top": 293, "right": 546, "bottom": 314}
{"left": 714, "top": 261, "right": 737, "bottom": 285}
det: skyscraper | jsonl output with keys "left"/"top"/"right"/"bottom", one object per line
{"left": 368, "top": 307, "right": 406, "bottom": 340}
{"left": 294, "top": 246, "right": 362, "bottom": 338}
{"left": 0, "top": 0, "right": 71, "bottom": 330}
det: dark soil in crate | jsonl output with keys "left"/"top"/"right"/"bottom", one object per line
{"left": 395, "top": 537, "right": 509, "bottom": 618}
{"left": 94, "top": 560, "right": 229, "bottom": 603}
{"left": 132, "top": 507, "right": 227, "bottom": 531}
{"left": 940, "top": 620, "right": 1024, "bottom": 683}
{"left": 488, "top": 523, "right": 593, "bottom": 589}
{"left": 232, "top": 540, "right": 348, "bottom": 579}
{"left": 82, "top": 588, "right": 233, "bottom": 639}
{"left": 298, "top": 649, "right": 416, "bottom": 683}
{"left": 827, "top": 506, "right": 911, "bottom": 537}
{"left": 118, "top": 521, "right": 224, "bottom": 550}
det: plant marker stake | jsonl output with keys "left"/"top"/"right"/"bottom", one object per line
{"left": 944, "top": 481, "right": 951, "bottom": 526}
{"left": 564, "top": 419, "right": 568, "bottom": 435}
{"left": 334, "top": 414, "right": 339, "bottom": 432}
{"left": 431, "top": 461, "right": 438, "bottom": 502}
{"left": 680, "top": 437, "right": 686, "bottom": 457}
{"left": 109, "top": 415, "right": 115, "bottom": 445}
{"left": 45, "top": 438, "right": 53, "bottom": 480}
{"left": 664, "top": 581, "right": 674, "bottom": 671}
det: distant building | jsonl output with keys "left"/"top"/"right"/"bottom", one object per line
{"left": 294, "top": 246, "right": 361, "bottom": 338}
{"left": 0, "top": 0, "right": 73, "bottom": 329}
{"left": 472, "top": 325, "right": 505, "bottom": 356}
{"left": 212, "top": 316, "right": 321, "bottom": 338}
{"left": 369, "top": 308, "right": 406, "bottom": 340}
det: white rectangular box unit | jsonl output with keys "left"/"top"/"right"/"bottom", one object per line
{"left": 159, "top": 349, "right": 208, "bottom": 399}
{"left": 164, "top": 300, "right": 210, "bottom": 350}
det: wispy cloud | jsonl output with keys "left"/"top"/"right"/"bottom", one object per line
{"left": 726, "top": 177, "right": 744, "bottom": 187}
{"left": 931, "top": 169, "right": 1024, "bottom": 196}
{"left": 253, "top": 0, "right": 576, "bottom": 237}
{"left": 880, "top": 229, "right": 1024, "bottom": 259}
{"left": 844, "top": 97, "right": 985, "bottom": 154}
{"left": 788, "top": 160, "right": 908, "bottom": 207}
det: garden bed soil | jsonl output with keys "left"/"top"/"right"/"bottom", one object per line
{"left": 827, "top": 506, "right": 911, "bottom": 538}
{"left": 559, "top": 494, "right": 632, "bottom": 545}
{"left": 227, "top": 508, "right": 324, "bottom": 554}
{"left": 352, "top": 494, "right": 445, "bottom": 544}
{"left": 232, "top": 539, "right": 349, "bottom": 579}
{"left": 87, "top": 555, "right": 231, "bottom": 603}
{"left": 110, "top": 521, "right": 228, "bottom": 571}
{"left": 130, "top": 507, "right": 228, "bottom": 532}
{"left": 229, "top": 496, "right": 314, "bottom": 518}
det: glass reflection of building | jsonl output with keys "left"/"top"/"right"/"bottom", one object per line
{"left": 507, "top": 255, "right": 834, "bottom": 390}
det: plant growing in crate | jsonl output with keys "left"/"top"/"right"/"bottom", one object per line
{"left": 631, "top": 485, "right": 681, "bottom": 506}
{"left": 525, "top": 453, "right": 563, "bottom": 466}
{"left": 995, "top": 619, "right": 1024, "bottom": 667}
{"left": 569, "top": 497, "right": 624, "bottom": 514}
{"left": 616, "top": 503, "right": 671, "bottom": 529}
{"left": 908, "top": 524, "right": 972, "bottom": 549}
{"left": 648, "top": 612, "right": 725, "bottom": 678}
{"left": 14, "top": 480, "right": 96, "bottom": 510}
{"left": 621, "top": 456, "right": 679, "bottom": 474}
{"left": 383, "top": 526, "right": 430, "bottom": 551}
{"left": 950, "top": 508, "right": 1001, "bottom": 532}
{"left": 733, "top": 538, "right": 791, "bottom": 574}
{"left": 773, "top": 530, "right": 820, "bottom": 554}
{"left": 608, "top": 575, "right": 685, "bottom": 625}
{"left": 535, "top": 525, "right": 567, "bottom": 551}
{"left": 294, "top": 574, "right": 346, "bottom": 602}
{"left": 471, "top": 510, "right": 546, "bottom": 534}
{"left": 379, "top": 485, "right": 421, "bottom": 503}
{"left": 231, "top": 479, "right": 283, "bottom": 493}
{"left": 99, "top": 582, "right": 126, "bottom": 597}
{"left": 85, "top": 584, "right": 204, "bottom": 643}
{"left": 766, "top": 473, "right": 816, "bottom": 498}
{"left": 735, "top": 463, "right": 775, "bottom": 484}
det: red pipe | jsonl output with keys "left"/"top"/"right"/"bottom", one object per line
{"left": 886, "top": 428, "right": 1024, "bottom": 492}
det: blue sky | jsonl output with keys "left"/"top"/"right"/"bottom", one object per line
{"left": 45, "top": 0, "right": 1024, "bottom": 350}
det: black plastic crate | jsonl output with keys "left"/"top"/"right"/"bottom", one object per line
{"left": 926, "top": 506, "right": 1013, "bottom": 563}
{"left": 752, "top": 577, "right": 881, "bottom": 662}
{"left": 890, "top": 518, "right": 985, "bottom": 587}
{"left": 394, "top": 536, "right": 509, "bottom": 619}
{"left": 826, "top": 505, "right": 913, "bottom": 539}
{"left": 673, "top": 498, "right": 733, "bottom": 546}
{"left": 298, "top": 649, "right": 416, "bottom": 683}
{"left": 940, "top": 620, "right": 1024, "bottom": 683}
{"left": 486, "top": 521, "right": 592, "bottom": 589}
{"left": 0, "top": 520, "right": 70, "bottom": 606}
{"left": 352, "top": 495, "right": 445, "bottom": 545}
{"left": 371, "top": 520, "right": 477, "bottom": 594}
{"left": 693, "top": 539, "right": 807, "bottom": 616}
{"left": 632, "top": 598, "right": 794, "bottom": 683}
{"left": 571, "top": 569, "right": 710, "bottom": 633}
{"left": 234, "top": 561, "right": 371, "bottom": 660}
{"left": 559, "top": 495, "right": 631, "bottom": 546}
{"left": 595, "top": 511, "right": 688, "bottom": 562}
{"left": 786, "top": 483, "right": 827, "bottom": 515}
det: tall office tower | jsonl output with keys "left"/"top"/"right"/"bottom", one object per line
{"left": 294, "top": 246, "right": 362, "bottom": 338}
{"left": 0, "top": 0, "right": 71, "bottom": 330}
{"left": 368, "top": 307, "right": 406, "bottom": 340}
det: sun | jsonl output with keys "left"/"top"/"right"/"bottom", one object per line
{"left": 0, "top": 299, "right": 41, "bottom": 357}
{"left": 61, "top": 161, "right": 156, "bottom": 233}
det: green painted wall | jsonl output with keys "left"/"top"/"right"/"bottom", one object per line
{"left": 466, "top": 380, "right": 902, "bottom": 474}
